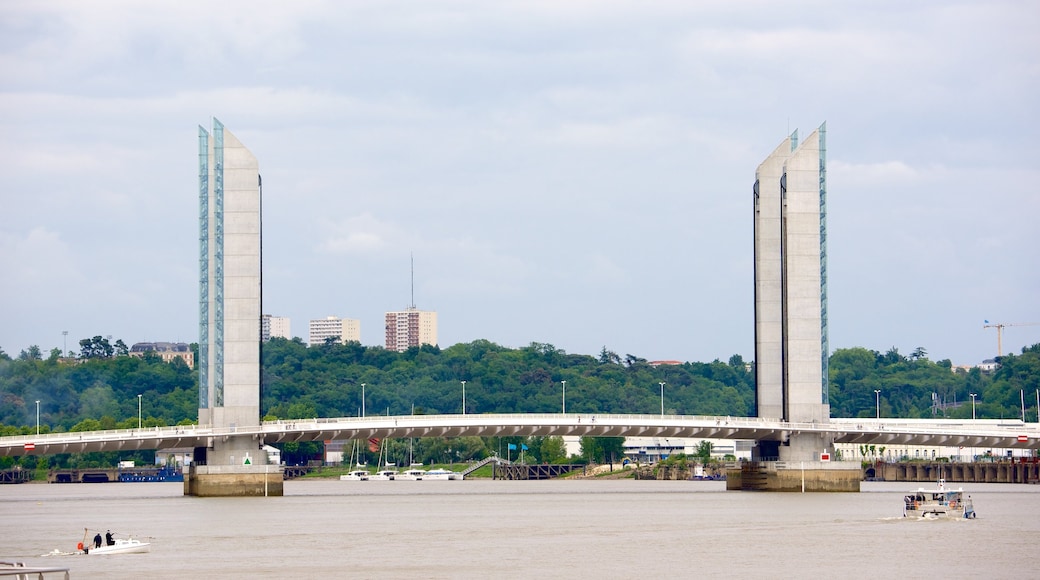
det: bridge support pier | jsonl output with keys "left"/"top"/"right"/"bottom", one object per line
{"left": 184, "top": 436, "right": 283, "bottom": 497}
{"left": 729, "top": 433, "right": 860, "bottom": 491}
{"left": 727, "top": 461, "right": 861, "bottom": 492}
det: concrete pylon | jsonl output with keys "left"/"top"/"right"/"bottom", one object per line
{"left": 187, "top": 119, "right": 282, "bottom": 496}
{"left": 738, "top": 123, "right": 859, "bottom": 491}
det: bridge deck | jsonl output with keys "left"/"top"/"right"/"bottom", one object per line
{"left": 2, "top": 414, "right": 1037, "bottom": 457}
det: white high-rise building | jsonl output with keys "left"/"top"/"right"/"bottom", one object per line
{"left": 384, "top": 307, "right": 438, "bottom": 352}
{"left": 261, "top": 315, "right": 291, "bottom": 341}
{"left": 309, "top": 316, "right": 361, "bottom": 346}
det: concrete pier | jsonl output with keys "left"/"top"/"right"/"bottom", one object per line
{"left": 726, "top": 461, "right": 861, "bottom": 492}
{"left": 184, "top": 464, "right": 283, "bottom": 497}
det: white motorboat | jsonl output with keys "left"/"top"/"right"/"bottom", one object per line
{"left": 424, "top": 468, "right": 461, "bottom": 481}
{"left": 902, "top": 479, "right": 976, "bottom": 519}
{"left": 88, "top": 537, "right": 150, "bottom": 555}
{"left": 340, "top": 470, "right": 369, "bottom": 481}
{"left": 395, "top": 468, "right": 426, "bottom": 481}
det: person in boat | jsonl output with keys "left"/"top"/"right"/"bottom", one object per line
{"left": 105, "top": 531, "right": 114, "bottom": 546}
{"left": 94, "top": 532, "right": 103, "bottom": 549}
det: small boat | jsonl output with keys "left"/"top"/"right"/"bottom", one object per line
{"left": 88, "top": 537, "right": 150, "bottom": 555}
{"left": 424, "top": 468, "right": 461, "bottom": 481}
{"left": 395, "top": 468, "right": 426, "bottom": 481}
{"left": 340, "top": 469, "right": 370, "bottom": 481}
{"left": 902, "top": 479, "right": 976, "bottom": 519}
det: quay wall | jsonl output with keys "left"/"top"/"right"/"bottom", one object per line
{"left": 870, "top": 461, "right": 1039, "bottom": 484}
{"left": 633, "top": 465, "right": 725, "bottom": 480}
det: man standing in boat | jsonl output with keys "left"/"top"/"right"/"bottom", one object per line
{"left": 93, "top": 532, "right": 102, "bottom": 549}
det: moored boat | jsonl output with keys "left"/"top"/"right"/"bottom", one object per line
{"left": 424, "top": 468, "right": 461, "bottom": 481}
{"left": 369, "top": 469, "right": 397, "bottom": 481}
{"left": 395, "top": 468, "right": 426, "bottom": 481}
{"left": 339, "top": 470, "right": 370, "bottom": 481}
{"left": 902, "top": 479, "right": 975, "bottom": 519}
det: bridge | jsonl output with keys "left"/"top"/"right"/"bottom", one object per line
{"left": 2, "top": 414, "right": 1037, "bottom": 457}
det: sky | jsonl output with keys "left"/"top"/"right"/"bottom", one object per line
{"left": 1, "top": 1, "right": 1038, "bottom": 366}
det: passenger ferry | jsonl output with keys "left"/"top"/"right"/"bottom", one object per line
{"left": 902, "top": 479, "right": 976, "bottom": 519}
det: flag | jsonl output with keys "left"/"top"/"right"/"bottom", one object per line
{"left": 984, "top": 319, "right": 990, "bottom": 324}
{"left": 368, "top": 438, "right": 380, "bottom": 452}
{"left": 507, "top": 443, "right": 517, "bottom": 451}
{"left": 521, "top": 444, "right": 528, "bottom": 451}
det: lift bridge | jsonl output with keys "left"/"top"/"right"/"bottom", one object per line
{"left": 2, "top": 413, "right": 1037, "bottom": 457}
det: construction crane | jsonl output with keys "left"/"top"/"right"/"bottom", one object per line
{"left": 983, "top": 321, "right": 1040, "bottom": 358}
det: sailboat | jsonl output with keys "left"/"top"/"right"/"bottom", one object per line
{"left": 369, "top": 438, "right": 396, "bottom": 480}
{"left": 339, "top": 440, "right": 369, "bottom": 481}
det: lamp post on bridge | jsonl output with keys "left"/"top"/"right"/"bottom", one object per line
{"left": 138, "top": 394, "right": 143, "bottom": 428}
{"left": 35, "top": 400, "right": 40, "bottom": 435}
{"left": 874, "top": 389, "right": 881, "bottom": 419}
{"left": 970, "top": 393, "right": 977, "bottom": 420}
{"left": 659, "top": 382, "right": 666, "bottom": 416}
{"left": 461, "top": 381, "right": 467, "bottom": 415}
{"left": 561, "top": 380, "right": 566, "bottom": 414}
{"left": 361, "top": 383, "right": 366, "bottom": 417}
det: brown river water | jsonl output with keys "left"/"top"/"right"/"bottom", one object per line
{"left": 2, "top": 479, "right": 1037, "bottom": 579}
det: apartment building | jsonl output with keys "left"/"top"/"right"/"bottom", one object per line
{"left": 384, "top": 307, "right": 437, "bottom": 352}
{"left": 308, "top": 316, "right": 361, "bottom": 346}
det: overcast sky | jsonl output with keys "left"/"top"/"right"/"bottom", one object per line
{"left": 2, "top": 1, "right": 1038, "bottom": 366}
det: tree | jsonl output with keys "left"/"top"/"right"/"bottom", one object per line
{"left": 624, "top": 354, "right": 648, "bottom": 368}
{"left": 79, "top": 336, "right": 114, "bottom": 359}
{"left": 18, "top": 345, "right": 42, "bottom": 361}
{"left": 540, "top": 436, "right": 567, "bottom": 464}
{"left": 695, "top": 440, "right": 713, "bottom": 463}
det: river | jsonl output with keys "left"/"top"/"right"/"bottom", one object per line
{"left": 2, "top": 479, "right": 1037, "bottom": 579}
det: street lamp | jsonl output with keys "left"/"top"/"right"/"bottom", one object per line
{"left": 660, "top": 382, "right": 666, "bottom": 416}
{"left": 874, "top": 389, "right": 881, "bottom": 419}
{"left": 561, "top": 380, "right": 566, "bottom": 414}
{"left": 361, "top": 383, "right": 366, "bottom": 417}
{"left": 461, "top": 381, "right": 467, "bottom": 415}
{"left": 138, "top": 394, "right": 143, "bottom": 428}
{"left": 62, "top": 330, "right": 68, "bottom": 357}
{"left": 35, "top": 400, "right": 40, "bottom": 435}
{"left": 970, "top": 393, "right": 977, "bottom": 420}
